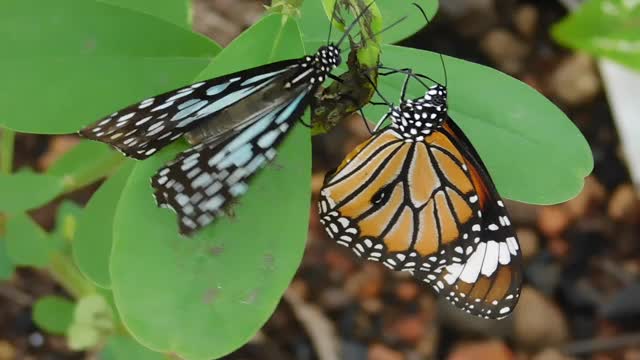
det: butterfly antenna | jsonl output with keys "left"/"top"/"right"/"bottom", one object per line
{"left": 412, "top": 3, "right": 447, "bottom": 87}
{"left": 336, "top": 0, "right": 376, "bottom": 48}
{"left": 327, "top": 1, "right": 339, "bottom": 45}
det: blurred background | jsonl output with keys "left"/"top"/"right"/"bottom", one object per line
{"left": 2, "top": 0, "right": 640, "bottom": 359}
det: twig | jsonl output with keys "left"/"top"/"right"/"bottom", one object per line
{"left": 284, "top": 289, "right": 341, "bottom": 360}
{"left": 562, "top": 332, "right": 640, "bottom": 355}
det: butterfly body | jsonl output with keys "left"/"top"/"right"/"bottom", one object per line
{"left": 80, "top": 44, "right": 341, "bottom": 235}
{"left": 319, "top": 83, "right": 521, "bottom": 319}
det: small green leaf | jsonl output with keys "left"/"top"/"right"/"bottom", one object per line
{"left": 300, "top": 0, "right": 438, "bottom": 46}
{"left": 33, "top": 295, "right": 75, "bottom": 334}
{"left": 0, "top": 240, "right": 15, "bottom": 280}
{"left": 54, "top": 201, "right": 84, "bottom": 243}
{"left": 552, "top": 0, "right": 640, "bottom": 71}
{"left": 48, "top": 140, "right": 121, "bottom": 190}
{"left": 68, "top": 294, "right": 114, "bottom": 350}
{"left": 5, "top": 214, "right": 61, "bottom": 267}
{"left": 364, "top": 45, "right": 592, "bottom": 205}
{"left": 98, "top": 0, "right": 191, "bottom": 27}
{"left": 0, "top": 0, "right": 220, "bottom": 134}
{"left": 111, "top": 15, "right": 310, "bottom": 360}
{"left": 101, "top": 335, "right": 165, "bottom": 360}
{"left": 0, "top": 170, "right": 64, "bottom": 213}
{"left": 74, "top": 161, "right": 135, "bottom": 288}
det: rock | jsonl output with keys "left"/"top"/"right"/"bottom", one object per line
{"left": 396, "top": 280, "right": 420, "bottom": 302}
{"left": 532, "top": 348, "right": 576, "bottom": 360}
{"left": 517, "top": 227, "right": 540, "bottom": 260}
{"left": 538, "top": 206, "right": 571, "bottom": 238}
{"left": 548, "top": 54, "right": 601, "bottom": 107}
{"left": 320, "top": 287, "right": 352, "bottom": 310}
{"left": 480, "top": 28, "right": 531, "bottom": 74}
{"left": 369, "top": 344, "right": 404, "bottom": 360}
{"left": 324, "top": 248, "right": 356, "bottom": 277}
{"left": 362, "top": 298, "right": 384, "bottom": 314}
{"left": 0, "top": 340, "right": 16, "bottom": 360}
{"left": 345, "top": 263, "right": 384, "bottom": 301}
{"left": 548, "top": 237, "right": 570, "bottom": 259}
{"left": 514, "top": 287, "right": 569, "bottom": 350}
{"left": 514, "top": 4, "right": 539, "bottom": 39}
{"left": 565, "top": 176, "right": 607, "bottom": 219}
{"left": 504, "top": 200, "right": 539, "bottom": 226}
{"left": 608, "top": 184, "right": 639, "bottom": 223}
{"left": 448, "top": 340, "right": 513, "bottom": 360}
{"left": 388, "top": 315, "right": 427, "bottom": 344}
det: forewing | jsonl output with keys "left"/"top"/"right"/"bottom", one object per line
{"left": 79, "top": 60, "right": 298, "bottom": 159}
{"left": 151, "top": 88, "right": 312, "bottom": 235}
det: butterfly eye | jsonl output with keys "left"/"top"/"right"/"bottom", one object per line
{"left": 371, "top": 183, "right": 394, "bottom": 205}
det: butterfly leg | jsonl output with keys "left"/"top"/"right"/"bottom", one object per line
{"left": 363, "top": 73, "right": 392, "bottom": 106}
{"left": 327, "top": 73, "right": 344, "bottom": 83}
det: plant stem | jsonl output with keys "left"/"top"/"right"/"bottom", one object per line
{"left": 1, "top": 128, "right": 16, "bottom": 174}
{"left": 62, "top": 153, "right": 125, "bottom": 193}
{"left": 49, "top": 252, "right": 95, "bottom": 299}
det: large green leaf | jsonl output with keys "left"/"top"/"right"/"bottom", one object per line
{"left": 0, "top": 170, "right": 64, "bottom": 213}
{"left": 48, "top": 140, "right": 121, "bottom": 191}
{"left": 0, "top": 239, "right": 15, "bottom": 280}
{"left": 362, "top": 45, "right": 592, "bottom": 204}
{"left": 299, "top": 0, "right": 438, "bottom": 46}
{"left": 0, "top": 0, "right": 219, "bottom": 134}
{"left": 110, "top": 15, "right": 310, "bottom": 360}
{"left": 101, "top": 335, "right": 165, "bottom": 360}
{"left": 552, "top": 0, "right": 640, "bottom": 71}
{"left": 74, "top": 161, "right": 135, "bottom": 288}
{"left": 4, "top": 214, "right": 62, "bottom": 267}
{"left": 33, "top": 295, "right": 75, "bottom": 335}
{"left": 99, "top": 0, "right": 191, "bottom": 27}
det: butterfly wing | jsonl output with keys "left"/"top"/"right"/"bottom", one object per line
{"left": 151, "top": 86, "right": 313, "bottom": 235}
{"left": 79, "top": 60, "right": 299, "bottom": 159}
{"left": 319, "top": 123, "right": 521, "bottom": 319}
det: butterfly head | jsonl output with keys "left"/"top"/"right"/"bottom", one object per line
{"left": 315, "top": 45, "right": 341, "bottom": 70}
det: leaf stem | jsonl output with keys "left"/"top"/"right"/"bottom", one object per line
{"left": 61, "top": 153, "right": 125, "bottom": 193}
{"left": 49, "top": 253, "right": 95, "bottom": 299}
{"left": 1, "top": 128, "right": 16, "bottom": 174}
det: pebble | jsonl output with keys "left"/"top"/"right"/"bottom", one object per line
{"left": 514, "top": 4, "right": 539, "bottom": 39}
{"left": 368, "top": 344, "right": 404, "bottom": 360}
{"left": 504, "top": 200, "right": 539, "bottom": 225}
{"left": 531, "top": 348, "right": 577, "bottom": 360}
{"left": 0, "top": 340, "right": 16, "bottom": 359}
{"left": 538, "top": 206, "right": 571, "bottom": 238}
{"left": 480, "top": 28, "right": 531, "bottom": 74}
{"left": 345, "top": 264, "right": 384, "bottom": 300}
{"left": 514, "top": 287, "right": 569, "bottom": 350}
{"left": 548, "top": 237, "right": 570, "bottom": 259}
{"left": 548, "top": 54, "right": 601, "bottom": 106}
{"left": 389, "top": 316, "right": 426, "bottom": 344}
{"left": 448, "top": 340, "right": 513, "bottom": 360}
{"left": 517, "top": 227, "right": 540, "bottom": 260}
{"left": 320, "top": 287, "right": 352, "bottom": 310}
{"left": 608, "top": 184, "right": 639, "bottom": 223}
{"left": 565, "top": 176, "right": 607, "bottom": 218}
{"left": 395, "top": 280, "right": 420, "bottom": 302}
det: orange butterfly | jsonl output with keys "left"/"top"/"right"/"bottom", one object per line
{"left": 318, "top": 65, "right": 522, "bottom": 319}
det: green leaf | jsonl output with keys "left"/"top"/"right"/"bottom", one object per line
{"left": 74, "top": 161, "right": 135, "bottom": 288}
{"left": 299, "top": 0, "right": 438, "bottom": 46}
{"left": 68, "top": 294, "right": 114, "bottom": 350}
{"left": 48, "top": 140, "right": 121, "bottom": 190}
{"left": 54, "top": 201, "right": 84, "bottom": 243}
{"left": 101, "top": 336, "right": 165, "bottom": 360}
{"left": 0, "top": 239, "right": 15, "bottom": 280}
{"left": 364, "top": 45, "right": 592, "bottom": 204}
{"left": 0, "top": 170, "right": 64, "bottom": 213}
{"left": 33, "top": 295, "right": 75, "bottom": 334}
{"left": 0, "top": 0, "right": 220, "bottom": 134}
{"left": 110, "top": 15, "right": 310, "bottom": 360}
{"left": 552, "top": 0, "right": 640, "bottom": 71}
{"left": 5, "top": 213, "right": 62, "bottom": 267}
{"left": 98, "top": 0, "right": 191, "bottom": 27}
